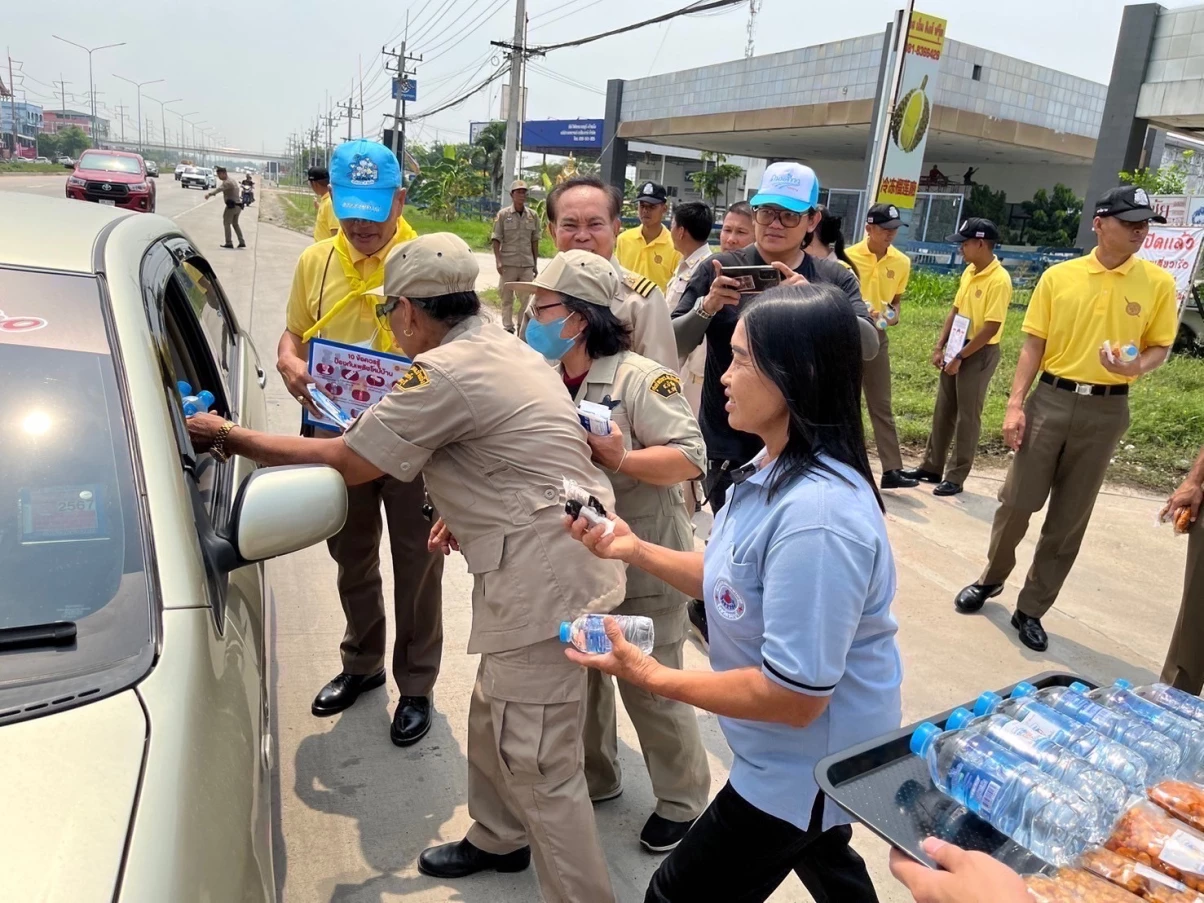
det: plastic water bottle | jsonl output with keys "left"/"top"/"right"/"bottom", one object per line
{"left": 974, "top": 691, "right": 1149, "bottom": 794}
{"left": 1114, "top": 678, "right": 1204, "bottom": 727}
{"left": 945, "top": 707, "right": 1129, "bottom": 827}
{"left": 559, "top": 614, "right": 654, "bottom": 655}
{"left": 1011, "top": 682, "right": 1181, "bottom": 780}
{"left": 177, "top": 380, "right": 215, "bottom": 416}
{"left": 910, "top": 722, "right": 1102, "bottom": 866}
{"left": 1071, "top": 681, "right": 1204, "bottom": 779}
{"left": 1119, "top": 342, "right": 1139, "bottom": 363}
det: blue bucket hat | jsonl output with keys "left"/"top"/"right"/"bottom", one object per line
{"left": 330, "top": 139, "right": 402, "bottom": 223}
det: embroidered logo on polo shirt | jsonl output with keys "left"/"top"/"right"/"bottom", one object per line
{"left": 1125, "top": 299, "right": 1142, "bottom": 317}
{"left": 713, "top": 579, "right": 746, "bottom": 621}
{"left": 886, "top": 269, "right": 895, "bottom": 279}
{"left": 975, "top": 288, "right": 982, "bottom": 297}
{"left": 654, "top": 254, "right": 663, "bottom": 264}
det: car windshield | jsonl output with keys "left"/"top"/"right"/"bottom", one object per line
{"left": 78, "top": 152, "right": 141, "bottom": 174}
{"left": 185, "top": 167, "right": 198, "bottom": 174}
{"left": 0, "top": 268, "right": 152, "bottom": 705}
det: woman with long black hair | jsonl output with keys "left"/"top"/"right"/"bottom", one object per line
{"left": 804, "top": 204, "right": 853, "bottom": 268}
{"left": 566, "top": 282, "right": 903, "bottom": 903}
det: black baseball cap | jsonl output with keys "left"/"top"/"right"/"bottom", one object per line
{"left": 307, "top": 165, "right": 330, "bottom": 182}
{"left": 1094, "top": 186, "right": 1166, "bottom": 222}
{"left": 945, "top": 217, "right": 1000, "bottom": 242}
{"left": 635, "top": 181, "right": 668, "bottom": 205}
{"left": 867, "top": 203, "right": 906, "bottom": 229}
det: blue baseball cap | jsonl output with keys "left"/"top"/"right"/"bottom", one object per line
{"left": 750, "top": 162, "right": 820, "bottom": 214}
{"left": 330, "top": 139, "right": 402, "bottom": 223}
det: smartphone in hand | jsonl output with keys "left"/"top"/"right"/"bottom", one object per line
{"left": 720, "top": 265, "right": 781, "bottom": 295}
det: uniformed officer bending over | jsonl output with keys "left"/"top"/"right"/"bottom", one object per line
{"left": 616, "top": 180, "right": 682, "bottom": 293}
{"left": 188, "top": 233, "right": 626, "bottom": 903}
{"left": 542, "top": 175, "right": 678, "bottom": 370}
{"left": 954, "top": 187, "right": 1178, "bottom": 652}
{"left": 491, "top": 179, "right": 541, "bottom": 334}
{"left": 509, "top": 250, "right": 711, "bottom": 853}
{"left": 1160, "top": 443, "right": 1204, "bottom": 693}
{"left": 903, "top": 218, "right": 1012, "bottom": 496}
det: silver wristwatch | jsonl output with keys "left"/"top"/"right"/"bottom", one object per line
{"left": 694, "top": 298, "right": 715, "bottom": 320}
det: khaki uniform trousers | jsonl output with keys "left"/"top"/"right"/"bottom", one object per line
{"left": 222, "top": 203, "right": 245, "bottom": 245}
{"left": 583, "top": 602, "right": 711, "bottom": 822}
{"left": 466, "top": 638, "right": 616, "bottom": 903}
{"left": 980, "top": 382, "right": 1130, "bottom": 619}
{"left": 920, "top": 344, "right": 1001, "bottom": 486}
{"left": 498, "top": 264, "right": 535, "bottom": 331}
{"left": 681, "top": 345, "right": 706, "bottom": 518}
{"left": 862, "top": 331, "right": 904, "bottom": 473}
{"left": 1161, "top": 523, "right": 1204, "bottom": 693}
{"left": 327, "top": 475, "right": 445, "bottom": 695}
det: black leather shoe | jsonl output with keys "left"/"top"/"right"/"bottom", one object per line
{"left": 220, "top": 243, "right": 235, "bottom": 249}
{"left": 933, "top": 481, "right": 963, "bottom": 497}
{"left": 311, "top": 670, "right": 386, "bottom": 716}
{"left": 688, "top": 599, "right": 709, "bottom": 647}
{"left": 1011, "top": 610, "right": 1049, "bottom": 652}
{"left": 881, "top": 469, "right": 920, "bottom": 489}
{"left": 640, "top": 813, "right": 696, "bottom": 853}
{"left": 902, "top": 468, "right": 942, "bottom": 484}
{"left": 391, "top": 695, "right": 432, "bottom": 747}
{"left": 954, "top": 583, "right": 1002, "bottom": 614}
{"left": 417, "top": 839, "right": 531, "bottom": 879}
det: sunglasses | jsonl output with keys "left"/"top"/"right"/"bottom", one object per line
{"left": 753, "top": 206, "right": 810, "bottom": 228}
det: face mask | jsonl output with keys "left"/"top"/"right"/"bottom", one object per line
{"left": 525, "top": 315, "right": 578, "bottom": 361}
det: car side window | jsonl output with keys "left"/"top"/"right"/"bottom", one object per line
{"left": 172, "top": 256, "right": 238, "bottom": 380}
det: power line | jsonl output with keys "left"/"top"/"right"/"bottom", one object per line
{"left": 528, "top": 0, "right": 609, "bottom": 31}
{"left": 421, "top": 0, "right": 511, "bottom": 65}
{"left": 408, "top": 62, "right": 509, "bottom": 122}
{"left": 528, "top": 0, "right": 746, "bottom": 52}
{"left": 408, "top": 0, "right": 465, "bottom": 48}
{"left": 413, "top": 0, "right": 498, "bottom": 53}
{"left": 526, "top": 62, "right": 605, "bottom": 95}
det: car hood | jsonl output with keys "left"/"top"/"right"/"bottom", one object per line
{"left": 74, "top": 167, "right": 143, "bottom": 183}
{"left": 0, "top": 691, "right": 147, "bottom": 902}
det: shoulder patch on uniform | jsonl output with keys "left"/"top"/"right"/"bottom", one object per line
{"left": 395, "top": 362, "right": 430, "bottom": 391}
{"left": 623, "top": 271, "right": 657, "bottom": 298}
{"left": 650, "top": 372, "right": 682, "bottom": 398}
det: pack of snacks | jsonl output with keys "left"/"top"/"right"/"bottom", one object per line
{"left": 1025, "top": 870, "right": 1143, "bottom": 902}
{"left": 1080, "top": 846, "right": 1204, "bottom": 902}
{"left": 1150, "top": 782, "right": 1204, "bottom": 835}
{"left": 1106, "top": 802, "right": 1204, "bottom": 892}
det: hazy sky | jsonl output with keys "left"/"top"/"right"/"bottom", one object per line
{"left": 6, "top": 0, "right": 1201, "bottom": 154}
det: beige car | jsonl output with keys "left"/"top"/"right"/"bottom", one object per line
{"left": 0, "top": 193, "right": 347, "bottom": 902}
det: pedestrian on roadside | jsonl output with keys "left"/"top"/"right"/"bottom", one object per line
{"left": 205, "top": 166, "right": 245, "bottom": 249}
{"left": 567, "top": 282, "right": 901, "bottom": 903}
{"left": 491, "top": 179, "right": 541, "bottom": 335}
{"left": 509, "top": 249, "right": 711, "bottom": 853}
{"left": 954, "top": 186, "right": 1178, "bottom": 652}
{"left": 846, "top": 203, "right": 918, "bottom": 490}
{"left": 904, "top": 218, "right": 1011, "bottom": 497}
{"left": 543, "top": 175, "right": 678, "bottom": 370}
{"left": 276, "top": 139, "right": 443, "bottom": 745}
{"left": 187, "top": 233, "right": 627, "bottom": 903}
{"left": 802, "top": 205, "right": 852, "bottom": 267}
{"left": 671, "top": 161, "right": 878, "bottom": 644}
{"left": 719, "top": 201, "right": 755, "bottom": 253}
{"left": 1160, "top": 442, "right": 1204, "bottom": 692}
{"left": 617, "top": 181, "right": 682, "bottom": 294}
{"left": 309, "top": 165, "right": 340, "bottom": 243}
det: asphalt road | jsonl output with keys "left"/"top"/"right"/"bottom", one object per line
{"left": 0, "top": 171, "right": 232, "bottom": 220}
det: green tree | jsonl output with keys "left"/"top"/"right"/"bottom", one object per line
{"left": 1020, "top": 183, "right": 1082, "bottom": 248}
{"left": 471, "top": 121, "right": 507, "bottom": 196}
{"left": 1120, "top": 149, "right": 1194, "bottom": 195}
{"left": 54, "top": 125, "right": 92, "bottom": 159}
{"left": 689, "top": 152, "right": 744, "bottom": 209}
{"left": 965, "top": 183, "right": 1009, "bottom": 231}
{"left": 407, "top": 144, "right": 486, "bottom": 219}
{"left": 37, "top": 132, "right": 60, "bottom": 158}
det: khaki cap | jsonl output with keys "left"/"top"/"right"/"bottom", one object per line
{"left": 367, "top": 232, "right": 480, "bottom": 298}
{"left": 510, "top": 179, "right": 529, "bottom": 192}
{"left": 505, "top": 249, "right": 618, "bottom": 308}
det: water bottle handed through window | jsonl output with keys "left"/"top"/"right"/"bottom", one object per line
{"left": 560, "top": 614, "right": 654, "bottom": 655}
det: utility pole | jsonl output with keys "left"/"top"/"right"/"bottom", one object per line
{"left": 336, "top": 87, "right": 361, "bottom": 142}
{"left": 114, "top": 103, "right": 128, "bottom": 143}
{"left": 744, "top": 0, "right": 760, "bottom": 59}
{"left": 7, "top": 50, "right": 18, "bottom": 157}
{"left": 383, "top": 30, "right": 422, "bottom": 172}
{"left": 54, "top": 74, "right": 71, "bottom": 114}
{"left": 492, "top": 1, "right": 541, "bottom": 204}
{"left": 52, "top": 37, "right": 125, "bottom": 146}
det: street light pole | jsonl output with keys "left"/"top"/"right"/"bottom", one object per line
{"left": 51, "top": 36, "right": 125, "bottom": 144}
{"left": 113, "top": 74, "right": 164, "bottom": 153}
{"left": 147, "top": 95, "right": 182, "bottom": 157}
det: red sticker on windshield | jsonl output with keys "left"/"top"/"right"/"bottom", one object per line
{"left": 0, "top": 311, "right": 48, "bottom": 332}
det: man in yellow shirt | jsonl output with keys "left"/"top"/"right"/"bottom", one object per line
{"left": 616, "top": 181, "right": 681, "bottom": 293}
{"left": 846, "top": 203, "right": 918, "bottom": 489}
{"left": 280, "top": 139, "right": 443, "bottom": 744}
{"left": 905, "top": 218, "right": 1011, "bottom": 496}
{"left": 955, "top": 186, "right": 1178, "bottom": 651}
{"left": 308, "top": 165, "right": 340, "bottom": 243}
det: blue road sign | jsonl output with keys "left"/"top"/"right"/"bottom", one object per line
{"left": 392, "top": 78, "right": 418, "bottom": 102}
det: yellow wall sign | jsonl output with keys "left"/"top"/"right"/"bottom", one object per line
{"left": 877, "top": 11, "right": 948, "bottom": 210}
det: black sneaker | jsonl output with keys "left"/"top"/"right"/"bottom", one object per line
{"left": 688, "top": 600, "right": 708, "bottom": 647}
{"left": 640, "top": 813, "right": 696, "bottom": 853}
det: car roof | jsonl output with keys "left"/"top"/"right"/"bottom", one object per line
{"left": 80, "top": 149, "right": 142, "bottom": 159}
{"left": 0, "top": 193, "right": 150, "bottom": 274}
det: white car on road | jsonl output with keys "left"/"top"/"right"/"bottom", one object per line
{"left": 180, "top": 166, "right": 209, "bottom": 190}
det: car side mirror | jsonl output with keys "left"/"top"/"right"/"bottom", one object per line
{"left": 231, "top": 465, "right": 347, "bottom": 563}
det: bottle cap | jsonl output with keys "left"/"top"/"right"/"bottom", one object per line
{"left": 910, "top": 722, "right": 941, "bottom": 757}
{"left": 177, "top": 380, "right": 193, "bottom": 397}
{"left": 559, "top": 621, "right": 571, "bottom": 643}
{"left": 946, "top": 708, "right": 974, "bottom": 731}
{"left": 974, "top": 691, "right": 1003, "bottom": 716}
{"left": 1114, "top": 678, "right": 1132, "bottom": 690}
{"left": 1011, "top": 681, "right": 1036, "bottom": 699}
{"left": 1069, "top": 681, "right": 1090, "bottom": 693}
{"left": 198, "top": 390, "right": 215, "bottom": 408}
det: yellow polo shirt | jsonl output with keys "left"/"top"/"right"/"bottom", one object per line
{"left": 616, "top": 225, "right": 681, "bottom": 293}
{"left": 313, "top": 193, "right": 339, "bottom": 243}
{"left": 286, "top": 225, "right": 415, "bottom": 352}
{"left": 846, "top": 240, "right": 911, "bottom": 314}
{"left": 1022, "top": 249, "right": 1178, "bottom": 385}
{"left": 953, "top": 257, "right": 1012, "bottom": 345}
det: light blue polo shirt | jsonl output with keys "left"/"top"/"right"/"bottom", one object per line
{"left": 704, "top": 452, "right": 903, "bottom": 832}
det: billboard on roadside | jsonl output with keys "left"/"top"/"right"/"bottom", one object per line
{"left": 521, "top": 119, "right": 604, "bottom": 153}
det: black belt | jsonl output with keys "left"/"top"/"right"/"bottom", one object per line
{"left": 1040, "top": 372, "right": 1129, "bottom": 397}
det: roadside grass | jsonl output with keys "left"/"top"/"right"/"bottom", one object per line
{"left": 0, "top": 162, "right": 68, "bottom": 174}
{"left": 893, "top": 270, "right": 1203, "bottom": 491}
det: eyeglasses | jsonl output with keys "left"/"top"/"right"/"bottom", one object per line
{"left": 526, "top": 298, "right": 566, "bottom": 321}
{"left": 753, "top": 206, "right": 807, "bottom": 228}
{"left": 375, "top": 296, "right": 400, "bottom": 331}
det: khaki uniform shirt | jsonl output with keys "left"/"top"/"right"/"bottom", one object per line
{"left": 217, "top": 178, "right": 240, "bottom": 204}
{"left": 344, "top": 315, "right": 626, "bottom": 653}
{"left": 611, "top": 259, "right": 679, "bottom": 373}
{"left": 567, "top": 352, "right": 704, "bottom": 612}
{"left": 491, "top": 204, "right": 540, "bottom": 267}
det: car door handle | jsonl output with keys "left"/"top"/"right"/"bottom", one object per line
{"left": 256, "top": 365, "right": 267, "bottom": 388}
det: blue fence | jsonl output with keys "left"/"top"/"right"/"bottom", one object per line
{"left": 899, "top": 241, "right": 1083, "bottom": 286}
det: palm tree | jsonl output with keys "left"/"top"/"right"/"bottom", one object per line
{"left": 472, "top": 121, "right": 507, "bottom": 196}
